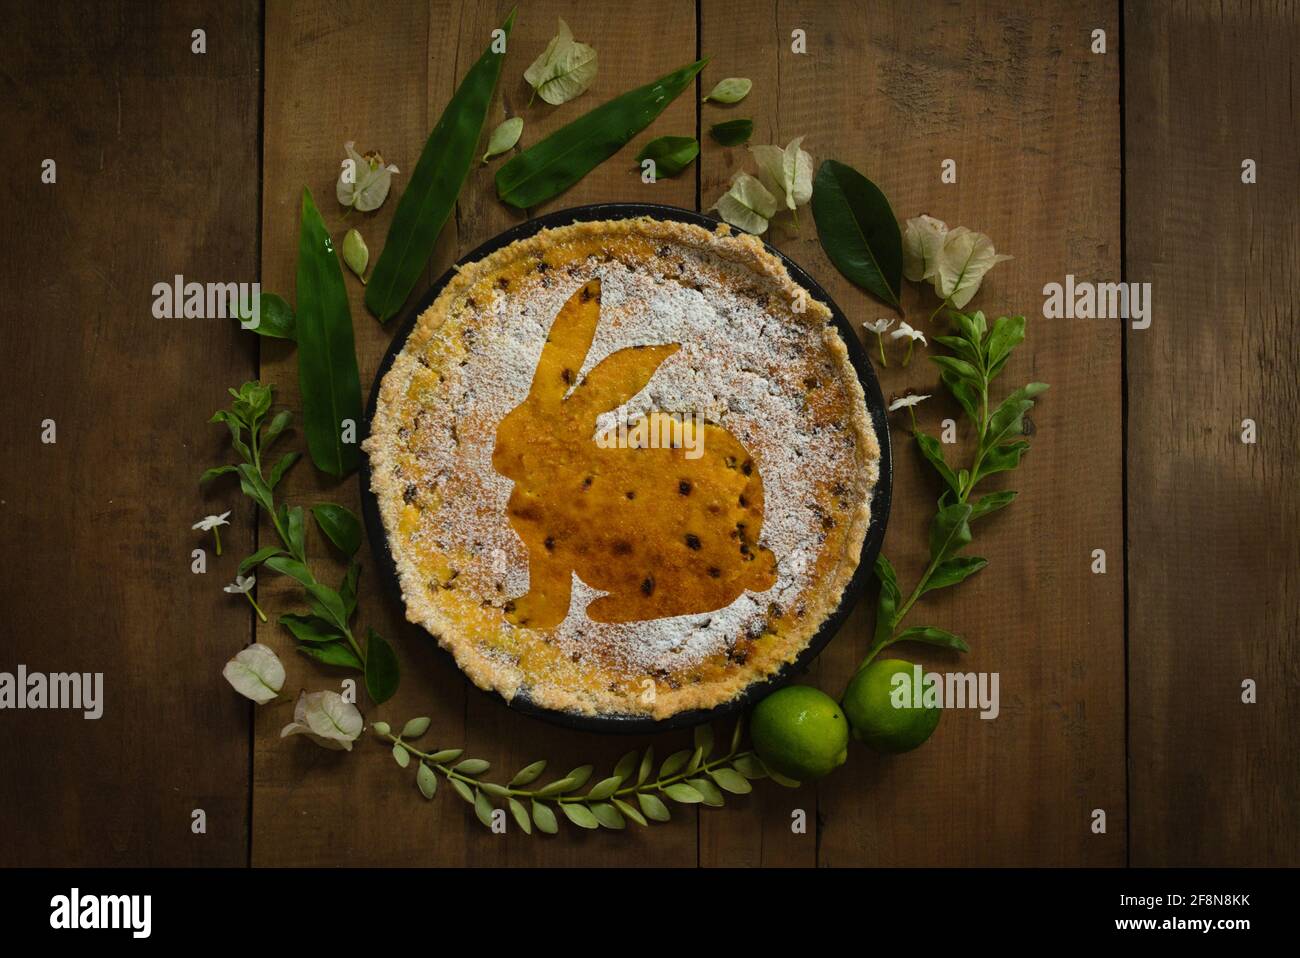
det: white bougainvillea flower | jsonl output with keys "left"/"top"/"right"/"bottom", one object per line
{"left": 888, "top": 393, "right": 932, "bottom": 412}
{"left": 280, "top": 690, "right": 364, "bottom": 751}
{"left": 890, "top": 321, "right": 928, "bottom": 367}
{"left": 524, "top": 18, "right": 597, "bottom": 106}
{"left": 863, "top": 318, "right": 895, "bottom": 367}
{"left": 222, "top": 573, "right": 267, "bottom": 622}
{"left": 193, "top": 510, "right": 231, "bottom": 556}
{"left": 902, "top": 214, "right": 949, "bottom": 283}
{"left": 336, "top": 142, "right": 399, "bottom": 212}
{"left": 711, "top": 172, "right": 779, "bottom": 235}
{"left": 222, "top": 643, "right": 285, "bottom": 705}
{"left": 750, "top": 136, "right": 813, "bottom": 217}
{"left": 932, "top": 227, "right": 1012, "bottom": 309}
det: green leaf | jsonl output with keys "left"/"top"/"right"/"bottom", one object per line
{"left": 590, "top": 802, "right": 626, "bottom": 829}
{"left": 531, "top": 800, "right": 558, "bottom": 834}
{"left": 401, "top": 716, "right": 431, "bottom": 739}
{"left": 454, "top": 758, "right": 491, "bottom": 776}
{"left": 371, "top": 721, "right": 390, "bottom": 735}
{"left": 635, "top": 135, "right": 699, "bottom": 178}
{"left": 730, "top": 715, "right": 745, "bottom": 754}
{"left": 339, "top": 561, "right": 361, "bottom": 619}
{"left": 296, "top": 640, "right": 363, "bottom": 671}
{"left": 341, "top": 228, "right": 368, "bottom": 282}
{"left": 923, "top": 555, "right": 988, "bottom": 593}
{"left": 636, "top": 746, "right": 654, "bottom": 785}
{"left": 232, "top": 291, "right": 296, "bottom": 340}
{"left": 693, "top": 723, "right": 714, "bottom": 758}
{"left": 508, "top": 796, "right": 532, "bottom": 834}
{"left": 286, "top": 505, "right": 306, "bottom": 560}
{"left": 263, "top": 555, "right": 316, "bottom": 588}
{"left": 279, "top": 612, "right": 343, "bottom": 644}
{"left": 416, "top": 762, "right": 438, "bottom": 799}
{"left": 199, "top": 464, "right": 238, "bottom": 486}
{"left": 687, "top": 777, "right": 725, "bottom": 807}
{"left": 510, "top": 760, "right": 547, "bottom": 787}
{"left": 473, "top": 789, "right": 495, "bottom": 829}
{"left": 766, "top": 767, "right": 801, "bottom": 788}
{"left": 983, "top": 383, "right": 1049, "bottom": 452}
{"left": 311, "top": 503, "right": 362, "bottom": 557}
{"left": 364, "top": 629, "right": 400, "bottom": 704}
{"left": 637, "top": 793, "right": 671, "bottom": 822}
{"left": 932, "top": 333, "right": 982, "bottom": 369}
{"left": 732, "top": 753, "right": 768, "bottom": 779}
{"left": 613, "top": 797, "right": 648, "bottom": 827}
{"left": 482, "top": 116, "right": 524, "bottom": 163}
{"left": 931, "top": 354, "right": 983, "bottom": 388}
{"left": 585, "top": 776, "right": 621, "bottom": 801}
{"left": 238, "top": 546, "right": 285, "bottom": 576}
{"left": 295, "top": 187, "right": 363, "bottom": 477}
{"left": 709, "top": 767, "right": 753, "bottom": 794}
{"left": 895, "top": 625, "right": 970, "bottom": 653}
{"left": 709, "top": 118, "right": 753, "bottom": 146}
{"left": 267, "top": 451, "right": 300, "bottom": 489}
{"left": 496, "top": 57, "right": 708, "bottom": 208}
{"left": 941, "top": 369, "right": 982, "bottom": 422}
{"left": 392, "top": 743, "right": 410, "bottom": 768}
{"left": 810, "top": 159, "right": 902, "bottom": 308}
{"left": 970, "top": 490, "right": 1017, "bottom": 520}
{"left": 702, "top": 76, "right": 751, "bottom": 103}
{"left": 566, "top": 765, "right": 594, "bottom": 790}
{"left": 659, "top": 749, "right": 691, "bottom": 779}
{"left": 561, "top": 802, "right": 600, "bottom": 829}
{"left": 612, "top": 750, "right": 639, "bottom": 784}
{"left": 427, "top": 748, "right": 464, "bottom": 763}
{"left": 235, "top": 463, "right": 273, "bottom": 514}
{"left": 984, "top": 315, "right": 1027, "bottom": 379}
{"left": 915, "top": 431, "right": 961, "bottom": 495}
{"left": 451, "top": 778, "right": 475, "bottom": 804}
{"left": 929, "top": 503, "right": 973, "bottom": 563}
{"left": 976, "top": 440, "right": 1030, "bottom": 481}
{"left": 663, "top": 782, "right": 704, "bottom": 804}
{"left": 874, "top": 553, "right": 900, "bottom": 646}
{"left": 534, "top": 776, "right": 578, "bottom": 798}
{"left": 366, "top": 9, "right": 515, "bottom": 322}
{"left": 480, "top": 781, "right": 510, "bottom": 799}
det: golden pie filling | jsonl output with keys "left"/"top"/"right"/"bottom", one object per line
{"left": 365, "top": 218, "right": 879, "bottom": 719}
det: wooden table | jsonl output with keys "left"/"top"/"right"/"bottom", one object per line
{"left": 3, "top": 0, "right": 1296, "bottom": 868}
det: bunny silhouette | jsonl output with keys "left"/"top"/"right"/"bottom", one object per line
{"left": 492, "top": 278, "right": 777, "bottom": 630}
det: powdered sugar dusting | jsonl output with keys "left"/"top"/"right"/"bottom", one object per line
{"left": 395, "top": 243, "right": 868, "bottom": 680}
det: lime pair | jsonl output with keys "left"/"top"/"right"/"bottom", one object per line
{"left": 749, "top": 659, "right": 940, "bottom": 781}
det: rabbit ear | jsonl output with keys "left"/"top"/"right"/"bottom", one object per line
{"left": 527, "top": 279, "right": 602, "bottom": 406}
{"left": 568, "top": 343, "right": 681, "bottom": 421}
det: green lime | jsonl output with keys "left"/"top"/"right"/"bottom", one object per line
{"left": 842, "top": 658, "right": 941, "bottom": 753}
{"left": 750, "top": 685, "right": 849, "bottom": 781}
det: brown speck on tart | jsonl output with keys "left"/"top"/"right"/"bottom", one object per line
{"left": 707, "top": 566, "right": 721, "bottom": 578}
{"left": 625, "top": 490, "right": 636, "bottom": 500}
{"left": 641, "top": 576, "right": 655, "bottom": 596}
{"left": 678, "top": 479, "right": 692, "bottom": 495}
{"left": 403, "top": 484, "right": 418, "bottom": 504}
{"left": 611, "top": 540, "right": 633, "bottom": 556}
{"left": 544, "top": 536, "right": 555, "bottom": 552}
{"left": 685, "top": 533, "right": 701, "bottom": 550}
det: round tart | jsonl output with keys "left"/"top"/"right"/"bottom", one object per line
{"left": 365, "top": 216, "right": 879, "bottom": 720}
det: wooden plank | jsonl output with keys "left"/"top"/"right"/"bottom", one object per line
{"left": 451, "top": 0, "right": 701, "bottom": 867}
{"left": 1125, "top": 0, "right": 1300, "bottom": 866}
{"left": 699, "top": 0, "right": 1126, "bottom": 866}
{"left": 252, "top": 0, "right": 472, "bottom": 867}
{"left": 0, "top": 0, "right": 260, "bottom": 865}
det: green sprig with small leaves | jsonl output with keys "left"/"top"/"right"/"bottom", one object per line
{"left": 864, "top": 311, "right": 1047, "bottom": 669}
{"left": 202, "top": 381, "right": 400, "bottom": 703}
{"left": 375, "top": 715, "right": 797, "bottom": 834}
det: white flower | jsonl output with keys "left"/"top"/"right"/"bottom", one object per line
{"left": 902, "top": 215, "right": 1011, "bottom": 310}
{"left": 711, "top": 172, "right": 779, "bottom": 235}
{"left": 222, "top": 643, "right": 285, "bottom": 705}
{"left": 890, "top": 321, "right": 927, "bottom": 345}
{"left": 280, "top": 690, "right": 364, "bottom": 751}
{"left": 223, "top": 574, "right": 256, "bottom": 595}
{"left": 888, "top": 394, "right": 932, "bottom": 412}
{"left": 336, "top": 142, "right": 399, "bottom": 212}
{"left": 192, "top": 511, "right": 231, "bottom": 532}
{"left": 524, "top": 19, "right": 597, "bottom": 106}
{"left": 863, "top": 318, "right": 895, "bottom": 335}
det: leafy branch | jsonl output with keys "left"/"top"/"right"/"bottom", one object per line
{"left": 202, "top": 381, "right": 400, "bottom": 703}
{"left": 864, "top": 312, "right": 1047, "bottom": 669}
{"left": 375, "top": 716, "right": 797, "bottom": 834}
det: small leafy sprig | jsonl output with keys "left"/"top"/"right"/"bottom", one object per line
{"left": 865, "top": 312, "right": 1047, "bottom": 668}
{"left": 375, "top": 716, "right": 796, "bottom": 834}
{"left": 202, "top": 381, "right": 400, "bottom": 703}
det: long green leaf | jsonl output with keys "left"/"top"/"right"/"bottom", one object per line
{"left": 295, "top": 188, "right": 363, "bottom": 477}
{"left": 365, "top": 9, "right": 515, "bottom": 322}
{"left": 496, "top": 57, "right": 708, "bottom": 208}
{"left": 364, "top": 628, "right": 400, "bottom": 704}
{"left": 810, "top": 159, "right": 902, "bottom": 308}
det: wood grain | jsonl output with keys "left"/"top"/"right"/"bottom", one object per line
{"left": 1125, "top": 0, "right": 1300, "bottom": 866}
{"left": 0, "top": 0, "right": 260, "bottom": 865}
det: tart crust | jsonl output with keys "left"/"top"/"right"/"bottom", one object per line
{"left": 365, "top": 217, "right": 879, "bottom": 719}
